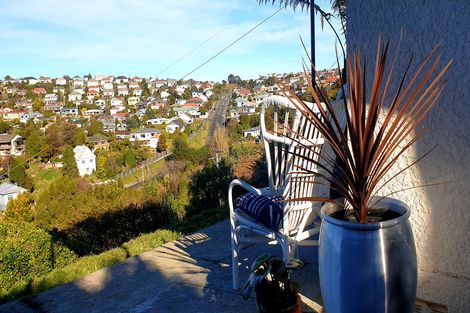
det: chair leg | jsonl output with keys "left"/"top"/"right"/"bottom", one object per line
{"left": 230, "top": 216, "right": 240, "bottom": 290}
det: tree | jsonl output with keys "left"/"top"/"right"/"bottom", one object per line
{"left": 0, "top": 121, "right": 11, "bottom": 134}
{"left": 9, "top": 158, "right": 33, "bottom": 190}
{"left": 87, "top": 120, "right": 104, "bottom": 136}
{"left": 167, "top": 94, "right": 176, "bottom": 105}
{"left": 72, "top": 127, "right": 86, "bottom": 146}
{"left": 227, "top": 74, "right": 242, "bottom": 85}
{"left": 125, "top": 115, "right": 140, "bottom": 130}
{"left": 189, "top": 159, "right": 234, "bottom": 211}
{"left": 210, "top": 126, "right": 229, "bottom": 156}
{"left": 123, "top": 149, "right": 136, "bottom": 168}
{"left": 144, "top": 107, "right": 156, "bottom": 121}
{"left": 157, "top": 133, "right": 168, "bottom": 152}
{"left": 62, "top": 145, "right": 79, "bottom": 177}
{"left": 96, "top": 153, "right": 108, "bottom": 179}
{"left": 4, "top": 193, "right": 34, "bottom": 223}
{"left": 25, "top": 130, "right": 44, "bottom": 158}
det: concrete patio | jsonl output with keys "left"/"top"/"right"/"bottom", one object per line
{"left": 0, "top": 220, "right": 448, "bottom": 312}
{"left": 0, "top": 220, "right": 323, "bottom": 313}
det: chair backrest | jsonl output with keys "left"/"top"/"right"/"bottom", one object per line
{"left": 260, "top": 96, "right": 325, "bottom": 232}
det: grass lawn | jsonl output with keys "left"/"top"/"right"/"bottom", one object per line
{"left": 27, "top": 164, "right": 62, "bottom": 199}
{"left": 188, "top": 120, "right": 209, "bottom": 149}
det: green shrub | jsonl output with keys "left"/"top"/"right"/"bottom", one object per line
{"left": 0, "top": 222, "right": 77, "bottom": 293}
{"left": 0, "top": 228, "right": 179, "bottom": 304}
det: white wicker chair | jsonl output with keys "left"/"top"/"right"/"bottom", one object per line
{"left": 228, "top": 95, "right": 327, "bottom": 290}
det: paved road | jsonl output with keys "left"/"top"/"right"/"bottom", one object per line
{"left": 207, "top": 93, "right": 231, "bottom": 145}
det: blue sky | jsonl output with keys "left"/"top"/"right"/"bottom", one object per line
{"left": 0, "top": 0, "right": 343, "bottom": 82}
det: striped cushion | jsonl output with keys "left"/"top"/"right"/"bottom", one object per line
{"left": 235, "top": 193, "right": 284, "bottom": 230}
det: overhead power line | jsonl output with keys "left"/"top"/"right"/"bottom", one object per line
{"left": 157, "top": 27, "right": 227, "bottom": 77}
{"left": 180, "top": 8, "right": 282, "bottom": 80}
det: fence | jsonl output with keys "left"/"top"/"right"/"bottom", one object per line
{"left": 115, "top": 150, "right": 171, "bottom": 180}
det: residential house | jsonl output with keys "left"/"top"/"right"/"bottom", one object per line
{"left": 69, "top": 118, "right": 84, "bottom": 128}
{"left": 72, "top": 77, "right": 84, "bottom": 88}
{"left": 238, "top": 87, "right": 250, "bottom": 98}
{"left": 73, "top": 145, "right": 96, "bottom": 177}
{"left": 32, "top": 87, "right": 47, "bottom": 95}
{"left": 204, "top": 90, "right": 214, "bottom": 98}
{"left": 117, "top": 86, "right": 129, "bottom": 97}
{"left": 150, "top": 99, "right": 165, "bottom": 110}
{"left": 242, "top": 101, "right": 258, "bottom": 114}
{"left": 20, "top": 112, "right": 42, "bottom": 124}
{"left": 44, "top": 102, "right": 63, "bottom": 112}
{"left": 191, "top": 92, "right": 204, "bottom": 99}
{"left": 174, "top": 105, "right": 199, "bottom": 117}
{"left": 45, "top": 94, "right": 58, "bottom": 104}
{"left": 55, "top": 77, "right": 67, "bottom": 85}
{"left": 0, "top": 182, "right": 27, "bottom": 212}
{"left": 87, "top": 85, "right": 100, "bottom": 93}
{"left": 110, "top": 97, "right": 124, "bottom": 107}
{"left": 229, "top": 109, "right": 240, "bottom": 119}
{"left": 266, "top": 84, "right": 281, "bottom": 93}
{"left": 86, "top": 90, "right": 99, "bottom": 103}
{"left": 68, "top": 91, "right": 82, "bottom": 102}
{"left": 0, "top": 134, "right": 24, "bottom": 156}
{"left": 147, "top": 118, "right": 172, "bottom": 125}
{"left": 110, "top": 105, "right": 126, "bottom": 115}
{"left": 243, "top": 126, "right": 261, "bottom": 138}
{"left": 86, "top": 134, "right": 109, "bottom": 150}
{"left": 165, "top": 119, "right": 185, "bottom": 134}
{"left": 60, "top": 107, "right": 79, "bottom": 117}
{"left": 97, "top": 115, "right": 115, "bottom": 132}
{"left": 187, "top": 97, "right": 204, "bottom": 106}
{"left": 114, "top": 76, "right": 128, "bottom": 84}
{"left": 133, "top": 87, "right": 143, "bottom": 96}
{"left": 176, "top": 84, "right": 188, "bottom": 95}
{"left": 127, "top": 96, "right": 140, "bottom": 106}
{"left": 178, "top": 113, "right": 193, "bottom": 124}
{"left": 100, "top": 77, "right": 114, "bottom": 86}
{"left": 95, "top": 99, "right": 106, "bottom": 108}
{"left": 14, "top": 100, "right": 32, "bottom": 109}
{"left": 102, "top": 88, "right": 115, "bottom": 97}
{"left": 83, "top": 109, "right": 103, "bottom": 117}
{"left": 129, "top": 81, "right": 139, "bottom": 89}
{"left": 255, "top": 93, "right": 270, "bottom": 104}
{"left": 6, "top": 87, "right": 17, "bottom": 95}
{"left": 22, "top": 77, "right": 38, "bottom": 85}
{"left": 130, "top": 128, "right": 160, "bottom": 149}
{"left": 3, "top": 110, "right": 27, "bottom": 121}
{"left": 235, "top": 97, "right": 247, "bottom": 108}
{"left": 87, "top": 79, "right": 99, "bottom": 87}
{"left": 154, "top": 80, "right": 166, "bottom": 88}
{"left": 160, "top": 91, "right": 171, "bottom": 99}
{"left": 114, "top": 130, "right": 130, "bottom": 140}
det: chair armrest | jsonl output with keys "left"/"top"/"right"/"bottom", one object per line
{"left": 229, "top": 179, "right": 264, "bottom": 196}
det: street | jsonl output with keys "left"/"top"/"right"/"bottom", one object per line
{"left": 207, "top": 93, "right": 230, "bottom": 145}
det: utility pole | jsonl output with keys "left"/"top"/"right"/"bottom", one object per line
{"left": 310, "top": 0, "right": 315, "bottom": 82}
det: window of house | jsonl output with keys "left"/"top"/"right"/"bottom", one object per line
{"left": 90, "top": 159, "right": 93, "bottom": 163}
{"left": 81, "top": 160, "right": 86, "bottom": 164}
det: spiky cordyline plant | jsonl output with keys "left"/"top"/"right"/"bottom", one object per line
{"left": 283, "top": 38, "right": 452, "bottom": 223}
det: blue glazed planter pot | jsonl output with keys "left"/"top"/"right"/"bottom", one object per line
{"left": 319, "top": 197, "right": 417, "bottom": 313}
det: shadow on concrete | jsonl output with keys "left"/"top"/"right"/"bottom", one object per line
{"left": 0, "top": 220, "right": 322, "bottom": 313}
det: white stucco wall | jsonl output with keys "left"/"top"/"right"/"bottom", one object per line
{"left": 346, "top": 1, "right": 470, "bottom": 312}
